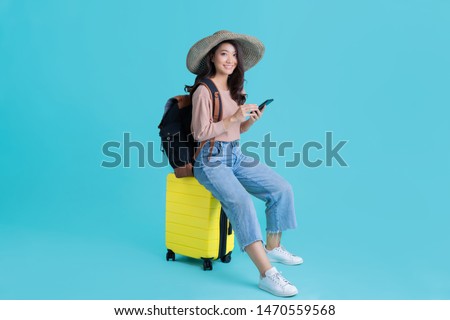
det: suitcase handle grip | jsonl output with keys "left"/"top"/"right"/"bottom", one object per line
{"left": 227, "top": 220, "right": 233, "bottom": 235}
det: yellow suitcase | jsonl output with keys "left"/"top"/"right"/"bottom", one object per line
{"left": 165, "top": 173, "right": 234, "bottom": 270}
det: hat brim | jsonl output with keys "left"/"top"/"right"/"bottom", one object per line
{"left": 187, "top": 31, "right": 265, "bottom": 75}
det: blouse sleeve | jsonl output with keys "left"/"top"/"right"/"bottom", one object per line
{"left": 191, "top": 85, "right": 227, "bottom": 141}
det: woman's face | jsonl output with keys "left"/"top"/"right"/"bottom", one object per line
{"left": 211, "top": 42, "right": 237, "bottom": 76}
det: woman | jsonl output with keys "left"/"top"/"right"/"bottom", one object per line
{"left": 186, "top": 30, "right": 302, "bottom": 297}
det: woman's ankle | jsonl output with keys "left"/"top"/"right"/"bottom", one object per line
{"left": 266, "top": 232, "right": 282, "bottom": 250}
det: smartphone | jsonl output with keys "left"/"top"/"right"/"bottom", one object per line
{"left": 258, "top": 99, "right": 274, "bottom": 111}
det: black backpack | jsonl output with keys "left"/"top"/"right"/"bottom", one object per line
{"left": 158, "top": 78, "right": 222, "bottom": 178}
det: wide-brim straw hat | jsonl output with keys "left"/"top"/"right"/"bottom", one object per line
{"left": 186, "top": 30, "right": 265, "bottom": 75}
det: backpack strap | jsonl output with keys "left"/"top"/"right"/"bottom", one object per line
{"left": 191, "top": 78, "right": 222, "bottom": 161}
{"left": 199, "top": 78, "right": 222, "bottom": 122}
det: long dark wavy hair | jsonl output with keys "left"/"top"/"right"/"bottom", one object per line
{"left": 185, "top": 40, "right": 247, "bottom": 105}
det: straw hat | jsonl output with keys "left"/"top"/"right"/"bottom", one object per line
{"left": 186, "top": 30, "right": 265, "bottom": 75}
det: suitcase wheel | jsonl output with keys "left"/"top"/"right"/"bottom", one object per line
{"left": 202, "top": 259, "right": 213, "bottom": 271}
{"left": 166, "top": 249, "right": 175, "bottom": 261}
{"left": 220, "top": 252, "right": 232, "bottom": 263}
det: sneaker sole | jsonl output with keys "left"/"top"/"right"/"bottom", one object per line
{"left": 258, "top": 284, "right": 299, "bottom": 297}
{"left": 268, "top": 258, "right": 304, "bottom": 265}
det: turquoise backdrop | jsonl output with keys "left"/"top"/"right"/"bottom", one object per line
{"left": 1, "top": 0, "right": 449, "bottom": 299}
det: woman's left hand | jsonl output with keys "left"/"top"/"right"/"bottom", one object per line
{"left": 240, "top": 105, "right": 263, "bottom": 133}
{"left": 249, "top": 108, "right": 263, "bottom": 123}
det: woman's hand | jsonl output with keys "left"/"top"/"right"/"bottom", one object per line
{"left": 248, "top": 107, "right": 263, "bottom": 123}
{"left": 223, "top": 104, "right": 258, "bottom": 129}
{"left": 223, "top": 104, "right": 263, "bottom": 132}
{"left": 231, "top": 104, "right": 259, "bottom": 123}
{"left": 239, "top": 105, "right": 264, "bottom": 133}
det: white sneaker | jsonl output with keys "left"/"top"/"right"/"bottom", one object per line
{"left": 258, "top": 267, "right": 298, "bottom": 297}
{"left": 265, "top": 246, "right": 303, "bottom": 265}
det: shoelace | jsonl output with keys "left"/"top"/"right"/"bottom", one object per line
{"left": 276, "top": 246, "right": 296, "bottom": 257}
{"left": 269, "top": 271, "right": 291, "bottom": 287}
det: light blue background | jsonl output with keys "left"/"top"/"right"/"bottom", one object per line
{"left": 1, "top": 0, "right": 449, "bottom": 299}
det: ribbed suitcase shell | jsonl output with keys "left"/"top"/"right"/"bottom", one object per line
{"left": 165, "top": 173, "right": 234, "bottom": 262}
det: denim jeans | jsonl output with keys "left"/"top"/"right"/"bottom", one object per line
{"left": 193, "top": 140, "right": 297, "bottom": 251}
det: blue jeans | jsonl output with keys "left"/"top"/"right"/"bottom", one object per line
{"left": 193, "top": 140, "right": 297, "bottom": 251}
